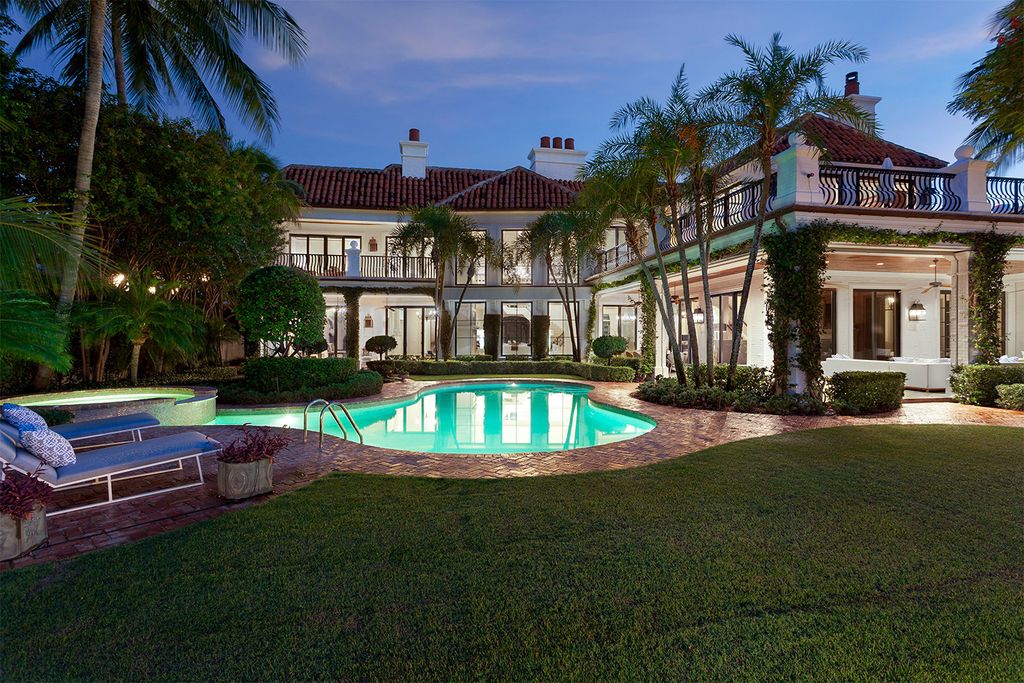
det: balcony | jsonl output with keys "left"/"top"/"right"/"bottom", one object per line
{"left": 590, "top": 167, "right": 1024, "bottom": 277}
{"left": 276, "top": 253, "right": 436, "bottom": 280}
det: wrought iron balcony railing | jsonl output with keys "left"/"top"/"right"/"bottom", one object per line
{"left": 987, "top": 176, "right": 1024, "bottom": 215}
{"left": 819, "top": 167, "right": 961, "bottom": 212}
{"left": 276, "top": 253, "right": 436, "bottom": 280}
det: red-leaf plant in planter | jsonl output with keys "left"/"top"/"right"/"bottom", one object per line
{"left": 216, "top": 425, "right": 291, "bottom": 501}
{"left": 0, "top": 466, "right": 52, "bottom": 560}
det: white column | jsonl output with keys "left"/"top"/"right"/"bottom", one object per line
{"left": 946, "top": 145, "right": 993, "bottom": 213}
{"left": 950, "top": 251, "right": 973, "bottom": 364}
{"left": 773, "top": 132, "right": 822, "bottom": 209}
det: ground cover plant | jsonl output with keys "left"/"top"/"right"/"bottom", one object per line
{"left": 1, "top": 425, "right": 1020, "bottom": 681}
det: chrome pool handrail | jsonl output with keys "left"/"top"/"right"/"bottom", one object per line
{"left": 330, "top": 401, "right": 364, "bottom": 446}
{"left": 302, "top": 398, "right": 330, "bottom": 443}
{"left": 318, "top": 403, "right": 349, "bottom": 449}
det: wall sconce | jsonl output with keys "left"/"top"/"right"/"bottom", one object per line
{"left": 908, "top": 301, "right": 926, "bottom": 322}
{"left": 368, "top": 237, "right": 378, "bottom": 252}
{"left": 692, "top": 307, "right": 705, "bottom": 325}
{"left": 364, "top": 314, "right": 373, "bottom": 328}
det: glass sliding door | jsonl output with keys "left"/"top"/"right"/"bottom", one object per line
{"left": 601, "top": 305, "right": 638, "bottom": 351}
{"left": 820, "top": 289, "right": 837, "bottom": 359}
{"left": 454, "top": 303, "right": 485, "bottom": 356}
{"left": 548, "top": 301, "right": 576, "bottom": 357}
{"left": 385, "top": 306, "right": 437, "bottom": 357}
{"left": 853, "top": 290, "right": 900, "bottom": 360}
{"left": 501, "top": 302, "right": 532, "bottom": 357}
{"left": 939, "top": 290, "right": 951, "bottom": 358}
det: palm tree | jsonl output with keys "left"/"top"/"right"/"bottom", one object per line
{"left": 0, "top": 196, "right": 100, "bottom": 371}
{"left": 515, "top": 208, "right": 605, "bottom": 362}
{"left": 948, "top": 0, "right": 1023, "bottom": 170}
{"left": 391, "top": 206, "right": 494, "bottom": 359}
{"left": 580, "top": 155, "right": 688, "bottom": 385}
{"left": 707, "top": 33, "right": 872, "bottom": 390}
{"left": 12, "top": 0, "right": 306, "bottom": 386}
{"left": 78, "top": 268, "right": 199, "bottom": 383}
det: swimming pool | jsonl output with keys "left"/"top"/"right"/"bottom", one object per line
{"left": 212, "top": 382, "right": 654, "bottom": 454}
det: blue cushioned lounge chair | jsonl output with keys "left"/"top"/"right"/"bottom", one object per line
{"left": 0, "top": 430, "right": 220, "bottom": 516}
{"left": 0, "top": 412, "right": 160, "bottom": 449}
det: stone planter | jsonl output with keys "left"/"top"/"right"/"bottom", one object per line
{"left": 217, "top": 458, "right": 273, "bottom": 500}
{"left": 0, "top": 504, "right": 47, "bottom": 561}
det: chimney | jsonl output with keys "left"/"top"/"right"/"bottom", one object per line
{"left": 528, "top": 134, "right": 586, "bottom": 180}
{"left": 400, "top": 128, "right": 428, "bottom": 178}
{"left": 843, "top": 71, "right": 881, "bottom": 120}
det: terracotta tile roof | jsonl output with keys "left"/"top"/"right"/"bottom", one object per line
{"left": 284, "top": 163, "right": 582, "bottom": 211}
{"left": 774, "top": 115, "right": 948, "bottom": 168}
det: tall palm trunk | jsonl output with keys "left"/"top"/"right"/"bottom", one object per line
{"left": 643, "top": 215, "right": 687, "bottom": 385}
{"left": 726, "top": 149, "right": 773, "bottom": 390}
{"left": 129, "top": 340, "right": 143, "bottom": 384}
{"left": 670, "top": 202, "right": 702, "bottom": 387}
{"left": 111, "top": 6, "right": 127, "bottom": 107}
{"left": 433, "top": 252, "right": 443, "bottom": 360}
{"left": 695, "top": 177, "right": 716, "bottom": 387}
{"left": 34, "top": 0, "right": 107, "bottom": 389}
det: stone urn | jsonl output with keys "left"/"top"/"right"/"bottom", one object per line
{"left": 0, "top": 504, "right": 47, "bottom": 561}
{"left": 217, "top": 458, "right": 273, "bottom": 500}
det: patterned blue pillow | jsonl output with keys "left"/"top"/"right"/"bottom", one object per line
{"left": 19, "top": 428, "right": 76, "bottom": 468}
{"left": 1, "top": 403, "right": 47, "bottom": 432}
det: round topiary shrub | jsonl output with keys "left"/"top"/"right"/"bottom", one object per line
{"left": 365, "top": 335, "right": 398, "bottom": 359}
{"left": 236, "top": 266, "right": 326, "bottom": 356}
{"left": 591, "top": 335, "right": 627, "bottom": 364}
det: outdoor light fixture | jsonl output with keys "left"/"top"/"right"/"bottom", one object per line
{"left": 692, "top": 307, "right": 705, "bottom": 324}
{"left": 364, "top": 314, "right": 373, "bottom": 328}
{"left": 908, "top": 301, "right": 926, "bottom": 321}
{"left": 368, "top": 237, "right": 378, "bottom": 252}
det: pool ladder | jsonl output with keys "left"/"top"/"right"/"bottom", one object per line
{"left": 303, "top": 399, "right": 364, "bottom": 449}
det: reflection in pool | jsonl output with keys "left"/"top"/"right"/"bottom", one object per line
{"left": 211, "top": 382, "right": 653, "bottom": 454}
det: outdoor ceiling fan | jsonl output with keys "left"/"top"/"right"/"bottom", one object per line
{"left": 921, "top": 259, "right": 944, "bottom": 293}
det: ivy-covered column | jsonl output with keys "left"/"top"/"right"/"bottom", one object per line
{"left": 343, "top": 288, "right": 361, "bottom": 359}
{"left": 639, "top": 277, "right": 657, "bottom": 378}
{"left": 965, "top": 232, "right": 1018, "bottom": 365}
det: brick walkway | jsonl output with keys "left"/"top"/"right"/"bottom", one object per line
{"left": 4, "top": 379, "right": 1022, "bottom": 570}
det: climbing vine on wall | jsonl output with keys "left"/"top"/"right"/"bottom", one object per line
{"left": 639, "top": 277, "right": 657, "bottom": 376}
{"left": 762, "top": 222, "right": 831, "bottom": 397}
{"left": 964, "top": 231, "right": 1020, "bottom": 364}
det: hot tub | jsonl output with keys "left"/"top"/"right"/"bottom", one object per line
{"left": 6, "top": 387, "right": 217, "bottom": 426}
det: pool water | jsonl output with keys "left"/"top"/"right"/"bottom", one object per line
{"left": 212, "top": 382, "right": 654, "bottom": 454}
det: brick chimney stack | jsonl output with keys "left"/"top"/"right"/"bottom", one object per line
{"left": 843, "top": 71, "right": 881, "bottom": 121}
{"left": 528, "top": 134, "right": 587, "bottom": 180}
{"left": 400, "top": 128, "right": 428, "bottom": 178}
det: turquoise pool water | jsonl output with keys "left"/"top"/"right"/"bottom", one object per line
{"left": 212, "top": 382, "right": 654, "bottom": 454}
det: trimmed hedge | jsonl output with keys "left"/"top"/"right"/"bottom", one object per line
{"left": 635, "top": 378, "right": 827, "bottom": 415}
{"left": 950, "top": 364, "right": 1024, "bottom": 406}
{"left": 610, "top": 356, "right": 643, "bottom": 381}
{"left": 680, "top": 364, "right": 774, "bottom": 399}
{"left": 243, "top": 357, "right": 358, "bottom": 393}
{"left": 365, "top": 359, "right": 635, "bottom": 382}
{"left": 218, "top": 370, "right": 383, "bottom": 405}
{"left": 827, "top": 371, "right": 905, "bottom": 415}
{"left": 995, "top": 383, "right": 1024, "bottom": 411}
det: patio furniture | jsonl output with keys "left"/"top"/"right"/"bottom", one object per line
{"left": 0, "top": 411, "right": 160, "bottom": 448}
{"left": 823, "top": 357, "right": 951, "bottom": 392}
{"left": 0, "top": 430, "right": 220, "bottom": 516}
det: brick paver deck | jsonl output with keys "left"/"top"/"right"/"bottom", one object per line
{"left": 4, "top": 379, "right": 1021, "bottom": 570}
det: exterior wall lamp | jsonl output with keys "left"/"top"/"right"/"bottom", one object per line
{"left": 692, "top": 307, "right": 705, "bottom": 325}
{"left": 364, "top": 314, "right": 373, "bottom": 328}
{"left": 908, "top": 301, "right": 926, "bottom": 322}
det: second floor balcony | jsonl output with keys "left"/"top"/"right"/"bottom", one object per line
{"left": 276, "top": 252, "right": 436, "bottom": 280}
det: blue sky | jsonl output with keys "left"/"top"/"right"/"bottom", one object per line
{"left": 13, "top": 0, "right": 1017, "bottom": 174}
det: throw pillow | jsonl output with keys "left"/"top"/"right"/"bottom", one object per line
{"left": 19, "top": 428, "right": 76, "bottom": 468}
{"left": 1, "top": 403, "right": 48, "bottom": 432}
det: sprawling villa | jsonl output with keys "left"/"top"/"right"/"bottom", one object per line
{"left": 280, "top": 73, "right": 1024, "bottom": 390}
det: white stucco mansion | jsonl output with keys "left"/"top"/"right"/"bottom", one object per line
{"left": 281, "top": 73, "right": 1024, "bottom": 389}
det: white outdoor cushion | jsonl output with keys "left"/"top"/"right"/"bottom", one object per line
{"left": 19, "top": 427, "right": 76, "bottom": 468}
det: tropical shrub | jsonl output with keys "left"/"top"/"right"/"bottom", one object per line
{"left": 995, "top": 383, "right": 1024, "bottom": 411}
{"left": 950, "top": 364, "right": 1024, "bottom": 406}
{"left": 218, "top": 425, "right": 291, "bottom": 464}
{"left": 242, "top": 357, "right": 358, "bottom": 393}
{"left": 592, "top": 335, "right": 627, "bottom": 364}
{"left": 236, "top": 266, "right": 326, "bottom": 356}
{"left": 364, "top": 335, "right": 397, "bottom": 360}
{"left": 218, "top": 370, "right": 383, "bottom": 405}
{"left": 0, "top": 467, "right": 51, "bottom": 520}
{"left": 827, "top": 371, "right": 905, "bottom": 415}
{"left": 635, "top": 378, "right": 827, "bottom": 415}
{"left": 32, "top": 408, "right": 74, "bottom": 427}
{"left": 365, "top": 359, "right": 635, "bottom": 382}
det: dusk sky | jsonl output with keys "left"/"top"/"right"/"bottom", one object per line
{"left": 14, "top": 0, "right": 1017, "bottom": 174}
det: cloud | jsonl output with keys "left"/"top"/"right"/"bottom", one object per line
{"left": 874, "top": 23, "right": 990, "bottom": 63}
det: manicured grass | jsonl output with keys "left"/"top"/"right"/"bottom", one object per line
{"left": 2, "top": 425, "right": 1022, "bottom": 681}
{"left": 409, "top": 373, "right": 584, "bottom": 381}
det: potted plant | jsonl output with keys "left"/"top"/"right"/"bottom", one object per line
{"left": 217, "top": 425, "right": 291, "bottom": 501}
{"left": 0, "top": 466, "right": 51, "bottom": 560}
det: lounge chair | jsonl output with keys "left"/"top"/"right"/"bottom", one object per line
{"left": 0, "top": 411, "right": 161, "bottom": 448}
{"left": 0, "top": 430, "right": 220, "bottom": 516}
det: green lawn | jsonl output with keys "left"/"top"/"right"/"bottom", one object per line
{"left": 2, "top": 425, "right": 1022, "bottom": 681}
